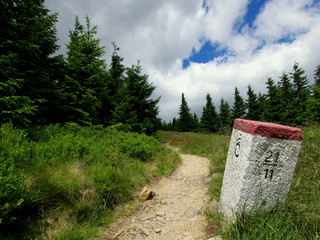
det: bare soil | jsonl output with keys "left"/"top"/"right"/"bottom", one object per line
{"left": 103, "top": 148, "right": 214, "bottom": 240}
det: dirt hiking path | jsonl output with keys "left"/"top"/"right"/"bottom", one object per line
{"left": 104, "top": 148, "right": 214, "bottom": 240}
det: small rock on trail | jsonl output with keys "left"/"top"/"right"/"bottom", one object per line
{"left": 103, "top": 150, "right": 214, "bottom": 240}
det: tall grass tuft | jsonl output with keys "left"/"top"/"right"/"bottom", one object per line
{"left": 0, "top": 124, "right": 33, "bottom": 225}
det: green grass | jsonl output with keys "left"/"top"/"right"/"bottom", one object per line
{"left": 0, "top": 124, "right": 181, "bottom": 239}
{"left": 157, "top": 128, "right": 320, "bottom": 239}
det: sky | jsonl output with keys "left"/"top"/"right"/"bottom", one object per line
{"left": 44, "top": 0, "right": 320, "bottom": 122}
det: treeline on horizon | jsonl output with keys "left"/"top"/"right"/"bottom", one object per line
{"left": 162, "top": 62, "right": 320, "bottom": 133}
{"left": 0, "top": 0, "right": 160, "bottom": 135}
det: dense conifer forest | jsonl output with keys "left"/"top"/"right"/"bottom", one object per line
{"left": 0, "top": 0, "right": 160, "bottom": 135}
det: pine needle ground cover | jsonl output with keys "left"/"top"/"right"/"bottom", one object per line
{"left": 0, "top": 124, "right": 180, "bottom": 239}
{"left": 157, "top": 128, "right": 320, "bottom": 239}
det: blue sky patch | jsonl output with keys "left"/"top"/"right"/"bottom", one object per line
{"left": 182, "top": 41, "right": 228, "bottom": 69}
{"left": 305, "top": 0, "right": 320, "bottom": 10}
{"left": 202, "top": 0, "right": 209, "bottom": 15}
{"left": 252, "top": 40, "right": 266, "bottom": 54}
{"left": 234, "top": 0, "right": 269, "bottom": 33}
{"left": 275, "top": 30, "right": 309, "bottom": 45}
{"left": 275, "top": 36, "right": 296, "bottom": 45}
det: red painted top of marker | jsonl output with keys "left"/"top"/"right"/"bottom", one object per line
{"left": 233, "top": 119, "right": 303, "bottom": 141}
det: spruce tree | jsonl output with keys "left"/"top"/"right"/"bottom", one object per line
{"left": 58, "top": 16, "right": 107, "bottom": 125}
{"left": 0, "top": 0, "right": 59, "bottom": 126}
{"left": 192, "top": 113, "right": 200, "bottom": 131}
{"left": 112, "top": 63, "right": 160, "bottom": 134}
{"left": 219, "top": 98, "right": 233, "bottom": 128}
{"left": 160, "top": 120, "right": 170, "bottom": 131}
{"left": 200, "top": 93, "right": 220, "bottom": 132}
{"left": 246, "top": 85, "right": 260, "bottom": 120}
{"left": 232, "top": 87, "right": 246, "bottom": 120}
{"left": 307, "top": 64, "right": 320, "bottom": 123}
{"left": 171, "top": 117, "right": 178, "bottom": 131}
{"left": 103, "top": 43, "right": 126, "bottom": 124}
{"left": 111, "top": 87, "right": 137, "bottom": 131}
{"left": 278, "top": 72, "right": 295, "bottom": 124}
{"left": 257, "top": 93, "right": 268, "bottom": 121}
{"left": 290, "top": 63, "right": 311, "bottom": 124}
{"left": 177, "top": 93, "right": 193, "bottom": 132}
{"left": 127, "top": 63, "right": 160, "bottom": 134}
{"left": 313, "top": 64, "right": 320, "bottom": 99}
{"left": 265, "top": 77, "right": 282, "bottom": 123}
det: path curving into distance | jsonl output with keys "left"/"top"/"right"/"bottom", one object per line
{"left": 104, "top": 147, "right": 215, "bottom": 240}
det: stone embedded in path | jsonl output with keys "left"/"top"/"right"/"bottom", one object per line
{"left": 184, "top": 207, "right": 203, "bottom": 216}
{"left": 156, "top": 209, "right": 166, "bottom": 217}
{"left": 139, "top": 187, "right": 154, "bottom": 200}
{"left": 208, "top": 236, "right": 223, "bottom": 240}
{"left": 138, "top": 225, "right": 149, "bottom": 236}
{"left": 112, "top": 230, "right": 123, "bottom": 239}
{"left": 134, "top": 234, "right": 144, "bottom": 240}
{"left": 220, "top": 119, "right": 303, "bottom": 220}
{"left": 182, "top": 235, "right": 195, "bottom": 240}
{"left": 140, "top": 213, "right": 155, "bottom": 221}
{"left": 165, "top": 211, "right": 175, "bottom": 219}
{"left": 156, "top": 216, "right": 165, "bottom": 223}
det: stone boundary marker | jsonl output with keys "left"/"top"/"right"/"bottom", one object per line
{"left": 220, "top": 118, "right": 303, "bottom": 220}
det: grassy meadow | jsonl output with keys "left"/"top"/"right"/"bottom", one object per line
{"left": 0, "top": 124, "right": 180, "bottom": 239}
{"left": 157, "top": 126, "right": 320, "bottom": 239}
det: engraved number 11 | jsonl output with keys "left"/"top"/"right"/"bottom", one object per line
{"left": 264, "top": 168, "right": 274, "bottom": 179}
